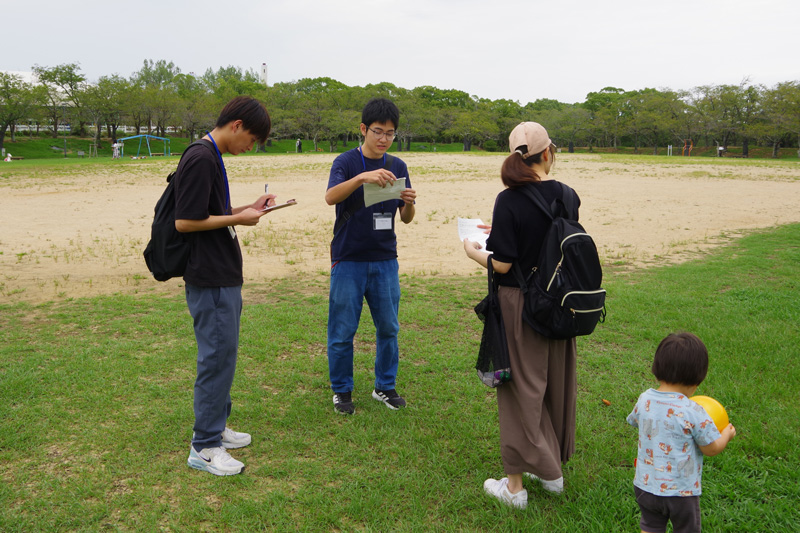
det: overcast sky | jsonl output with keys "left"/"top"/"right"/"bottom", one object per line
{"left": 4, "top": 0, "right": 798, "bottom": 104}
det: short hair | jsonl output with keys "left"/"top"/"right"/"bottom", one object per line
{"left": 361, "top": 98, "right": 400, "bottom": 130}
{"left": 500, "top": 145, "right": 556, "bottom": 189}
{"left": 651, "top": 332, "right": 709, "bottom": 386}
{"left": 215, "top": 96, "right": 272, "bottom": 143}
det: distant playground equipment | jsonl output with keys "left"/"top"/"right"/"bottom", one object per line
{"left": 118, "top": 134, "right": 171, "bottom": 158}
{"left": 683, "top": 139, "right": 693, "bottom": 156}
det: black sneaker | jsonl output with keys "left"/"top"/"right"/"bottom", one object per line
{"left": 372, "top": 388, "right": 406, "bottom": 410}
{"left": 333, "top": 391, "right": 355, "bottom": 415}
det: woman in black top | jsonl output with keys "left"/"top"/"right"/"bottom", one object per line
{"left": 464, "top": 122, "right": 580, "bottom": 509}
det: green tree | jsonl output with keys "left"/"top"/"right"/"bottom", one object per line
{"left": 622, "top": 89, "right": 681, "bottom": 155}
{"left": 690, "top": 81, "right": 759, "bottom": 154}
{"left": 486, "top": 98, "right": 524, "bottom": 151}
{"left": 32, "top": 63, "right": 87, "bottom": 137}
{"left": 583, "top": 87, "right": 626, "bottom": 149}
{"left": 444, "top": 107, "right": 498, "bottom": 151}
{"left": 174, "top": 73, "right": 216, "bottom": 142}
{"left": 83, "top": 75, "right": 129, "bottom": 143}
{"left": 130, "top": 59, "right": 181, "bottom": 135}
{"left": 545, "top": 105, "right": 591, "bottom": 152}
{"left": 135, "top": 59, "right": 180, "bottom": 88}
{"left": 0, "top": 72, "right": 46, "bottom": 152}
{"left": 753, "top": 82, "right": 800, "bottom": 158}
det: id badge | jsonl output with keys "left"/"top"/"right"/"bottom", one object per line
{"left": 373, "top": 213, "right": 392, "bottom": 231}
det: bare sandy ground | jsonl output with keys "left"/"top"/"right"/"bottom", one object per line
{"left": 1, "top": 153, "right": 799, "bottom": 303}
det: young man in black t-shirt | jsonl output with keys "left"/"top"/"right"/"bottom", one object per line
{"left": 175, "top": 96, "right": 274, "bottom": 476}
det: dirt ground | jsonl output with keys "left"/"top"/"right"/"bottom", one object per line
{"left": 1, "top": 152, "right": 799, "bottom": 303}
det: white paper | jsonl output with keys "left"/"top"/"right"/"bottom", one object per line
{"left": 363, "top": 178, "right": 406, "bottom": 208}
{"left": 458, "top": 217, "right": 490, "bottom": 251}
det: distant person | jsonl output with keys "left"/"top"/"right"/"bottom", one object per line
{"left": 175, "top": 96, "right": 276, "bottom": 476}
{"left": 627, "top": 332, "right": 736, "bottom": 533}
{"left": 296, "top": 138, "right": 302, "bottom": 153}
{"left": 325, "top": 97, "right": 417, "bottom": 415}
{"left": 464, "top": 122, "right": 579, "bottom": 509}
{"left": 112, "top": 142, "right": 120, "bottom": 159}
{"left": 4, "top": 152, "right": 12, "bottom": 162}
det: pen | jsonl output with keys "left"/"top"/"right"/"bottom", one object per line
{"left": 265, "top": 184, "right": 269, "bottom": 195}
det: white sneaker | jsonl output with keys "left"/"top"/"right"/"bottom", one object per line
{"left": 524, "top": 473, "right": 564, "bottom": 494}
{"left": 483, "top": 477, "right": 528, "bottom": 509}
{"left": 187, "top": 446, "right": 244, "bottom": 476}
{"left": 221, "top": 427, "right": 252, "bottom": 449}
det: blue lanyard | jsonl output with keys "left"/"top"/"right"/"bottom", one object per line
{"left": 358, "top": 147, "right": 388, "bottom": 211}
{"left": 206, "top": 132, "right": 231, "bottom": 213}
{"left": 358, "top": 147, "right": 385, "bottom": 171}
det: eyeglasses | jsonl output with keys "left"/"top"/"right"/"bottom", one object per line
{"left": 367, "top": 127, "right": 397, "bottom": 140}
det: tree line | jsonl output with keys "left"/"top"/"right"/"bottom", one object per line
{"left": 1, "top": 60, "right": 799, "bottom": 157}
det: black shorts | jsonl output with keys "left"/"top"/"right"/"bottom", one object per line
{"left": 634, "top": 486, "right": 701, "bottom": 533}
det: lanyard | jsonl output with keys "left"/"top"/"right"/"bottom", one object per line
{"left": 206, "top": 132, "right": 231, "bottom": 213}
{"left": 358, "top": 147, "right": 388, "bottom": 211}
{"left": 358, "top": 147, "right": 385, "bottom": 171}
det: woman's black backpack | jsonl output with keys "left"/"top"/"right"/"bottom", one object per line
{"left": 512, "top": 183, "right": 606, "bottom": 339}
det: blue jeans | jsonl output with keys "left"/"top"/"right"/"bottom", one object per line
{"left": 327, "top": 259, "right": 401, "bottom": 393}
{"left": 185, "top": 284, "right": 242, "bottom": 450}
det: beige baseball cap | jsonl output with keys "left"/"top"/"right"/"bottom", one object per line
{"left": 509, "top": 122, "right": 553, "bottom": 158}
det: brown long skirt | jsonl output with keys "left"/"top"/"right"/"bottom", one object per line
{"left": 496, "top": 286, "right": 577, "bottom": 480}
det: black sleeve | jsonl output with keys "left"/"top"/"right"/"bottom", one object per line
{"left": 174, "top": 150, "right": 217, "bottom": 220}
{"left": 485, "top": 192, "right": 519, "bottom": 264}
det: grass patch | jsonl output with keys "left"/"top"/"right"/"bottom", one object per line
{"left": 1, "top": 135, "right": 483, "bottom": 161}
{"left": 1, "top": 225, "right": 799, "bottom": 530}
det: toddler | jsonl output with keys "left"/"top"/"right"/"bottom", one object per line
{"left": 627, "top": 332, "right": 736, "bottom": 533}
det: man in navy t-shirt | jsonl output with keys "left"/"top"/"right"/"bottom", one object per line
{"left": 325, "top": 98, "right": 417, "bottom": 415}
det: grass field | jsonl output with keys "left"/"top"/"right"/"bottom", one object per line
{"left": 3, "top": 135, "right": 799, "bottom": 161}
{"left": 1, "top": 218, "right": 799, "bottom": 531}
{"left": 0, "top": 136, "right": 478, "bottom": 161}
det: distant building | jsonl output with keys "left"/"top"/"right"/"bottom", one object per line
{"left": 260, "top": 63, "right": 268, "bottom": 87}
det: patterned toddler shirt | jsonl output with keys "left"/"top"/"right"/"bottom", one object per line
{"left": 627, "top": 388, "right": 721, "bottom": 497}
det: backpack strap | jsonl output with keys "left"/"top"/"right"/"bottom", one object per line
{"left": 518, "top": 182, "right": 577, "bottom": 221}
{"left": 511, "top": 182, "right": 577, "bottom": 291}
{"left": 332, "top": 153, "right": 395, "bottom": 237}
{"left": 518, "top": 183, "right": 555, "bottom": 220}
{"left": 168, "top": 139, "right": 215, "bottom": 183}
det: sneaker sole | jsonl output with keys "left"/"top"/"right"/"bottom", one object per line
{"left": 371, "top": 390, "right": 404, "bottom": 410}
{"left": 187, "top": 458, "right": 244, "bottom": 476}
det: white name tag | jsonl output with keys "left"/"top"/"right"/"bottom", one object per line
{"left": 373, "top": 213, "right": 393, "bottom": 231}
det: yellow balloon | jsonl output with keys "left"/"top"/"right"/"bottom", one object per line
{"left": 690, "top": 395, "right": 729, "bottom": 432}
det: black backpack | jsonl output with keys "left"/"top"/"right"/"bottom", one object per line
{"left": 512, "top": 183, "right": 606, "bottom": 339}
{"left": 143, "top": 140, "right": 213, "bottom": 281}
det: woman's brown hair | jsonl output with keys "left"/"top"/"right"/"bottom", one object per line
{"left": 500, "top": 144, "right": 556, "bottom": 188}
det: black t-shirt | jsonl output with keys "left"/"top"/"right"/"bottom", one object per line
{"left": 486, "top": 180, "right": 580, "bottom": 287}
{"left": 173, "top": 141, "right": 243, "bottom": 287}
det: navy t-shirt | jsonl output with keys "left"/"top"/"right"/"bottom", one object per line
{"left": 328, "top": 148, "right": 411, "bottom": 262}
{"left": 486, "top": 180, "right": 580, "bottom": 287}
{"left": 173, "top": 141, "right": 244, "bottom": 287}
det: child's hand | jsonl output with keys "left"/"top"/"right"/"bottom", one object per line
{"left": 700, "top": 423, "right": 736, "bottom": 457}
{"left": 721, "top": 423, "right": 736, "bottom": 441}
